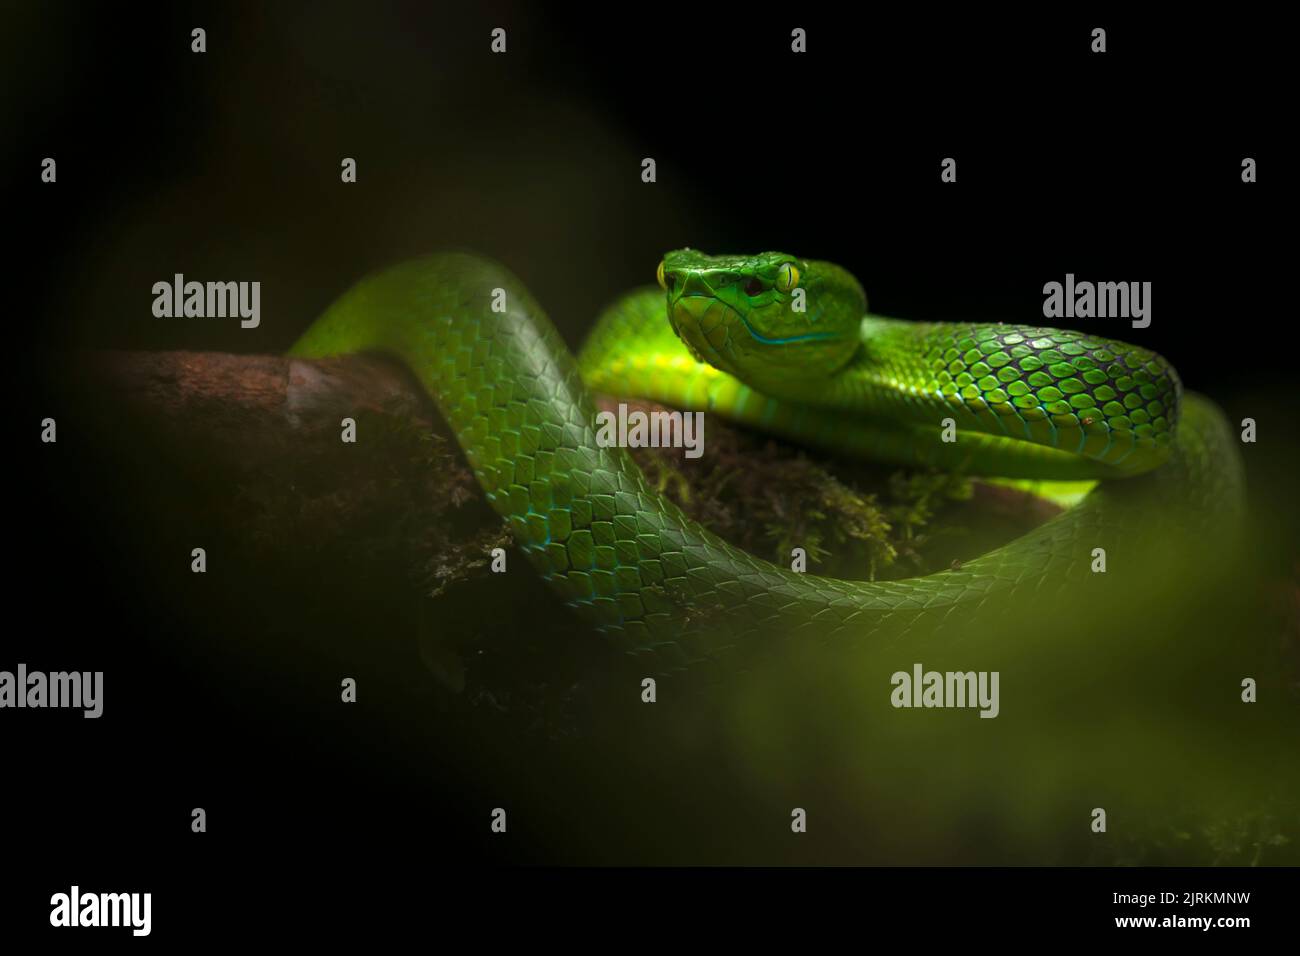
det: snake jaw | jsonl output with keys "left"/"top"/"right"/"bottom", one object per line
{"left": 668, "top": 293, "right": 746, "bottom": 377}
{"left": 672, "top": 323, "right": 710, "bottom": 365}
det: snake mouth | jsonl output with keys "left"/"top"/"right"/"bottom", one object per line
{"left": 668, "top": 294, "right": 738, "bottom": 370}
{"left": 670, "top": 292, "right": 849, "bottom": 371}
{"left": 733, "top": 305, "right": 844, "bottom": 346}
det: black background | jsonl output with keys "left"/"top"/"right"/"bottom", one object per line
{"left": 10, "top": 3, "right": 1286, "bottom": 383}
{"left": 5, "top": 1, "right": 1294, "bottom": 939}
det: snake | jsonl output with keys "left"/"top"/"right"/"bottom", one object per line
{"left": 288, "top": 251, "right": 1243, "bottom": 671}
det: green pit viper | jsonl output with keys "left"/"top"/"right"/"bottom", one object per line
{"left": 289, "top": 251, "right": 1243, "bottom": 669}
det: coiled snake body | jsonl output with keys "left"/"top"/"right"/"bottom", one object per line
{"left": 289, "top": 252, "right": 1243, "bottom": 670}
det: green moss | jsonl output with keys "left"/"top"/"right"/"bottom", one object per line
{"left": 623, "top": 399, "right": 1003, "bottom": 582}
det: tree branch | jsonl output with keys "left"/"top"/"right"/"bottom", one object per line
{"left": 65, "top": 350, "right": 1057, "bottom": 591}
{"left": 75, "top": 350, "right": 438, "bottom": 466}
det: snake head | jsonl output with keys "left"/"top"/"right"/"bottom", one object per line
{"left": 658, "top": 249, "right": 865, "bottom": 395}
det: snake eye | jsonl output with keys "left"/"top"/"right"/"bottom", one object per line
{"left": 656, "top": 260, "right": 668, "bottom": 290}
{"left": 744, "top": 277, "right": 764, "bottom": 296}
{"left": 776, "top": 262, "right": 800, "bottom": 293}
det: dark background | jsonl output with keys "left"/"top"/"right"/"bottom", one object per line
{"left": 9, "top": 3, "right": 1285, "bottom": 379}
{"left": 4, "top": 1, "right": 1294, "bottom": 934}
